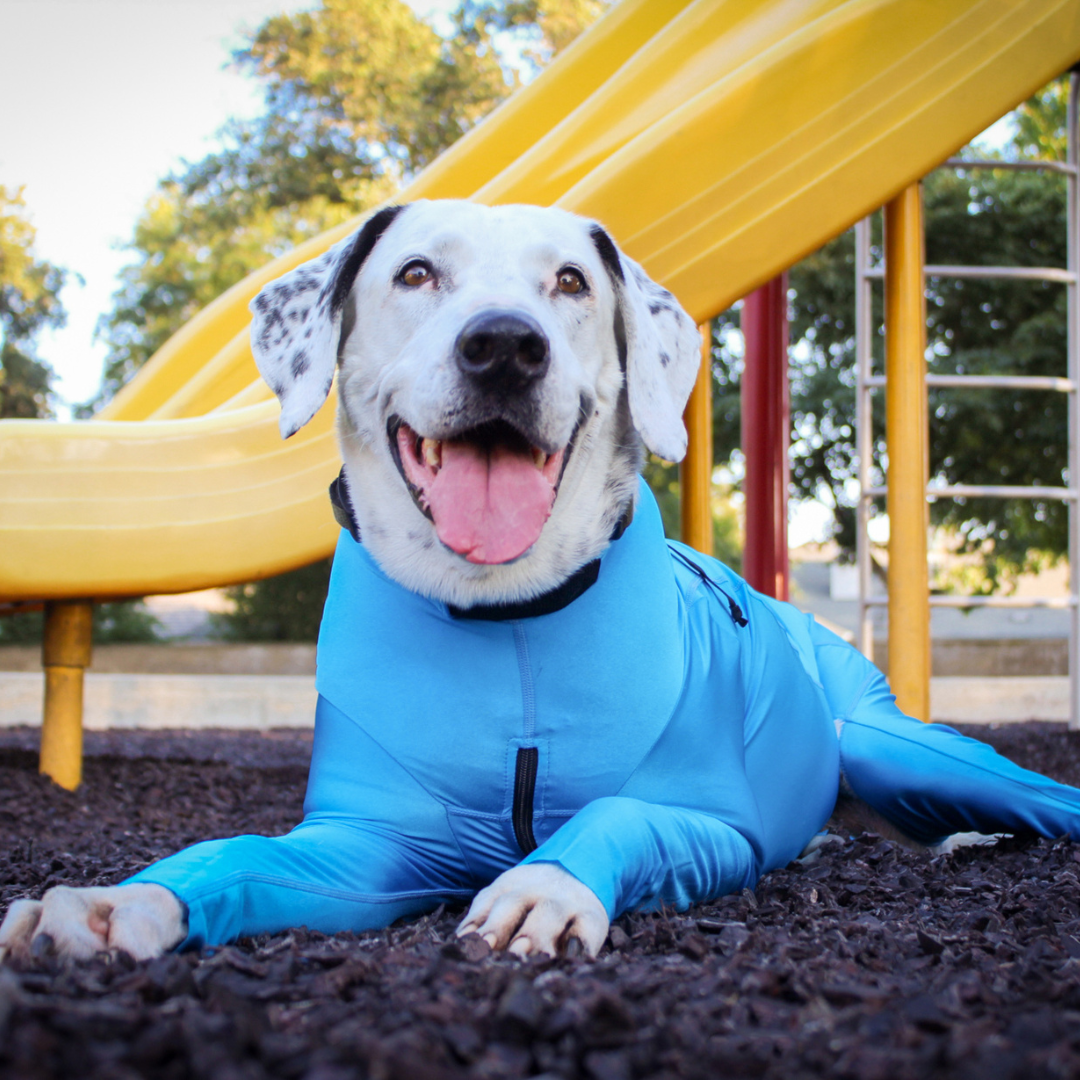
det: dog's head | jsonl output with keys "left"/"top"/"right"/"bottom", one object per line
{"left": 250, "top": 200, "right": 701, "bottom": 606}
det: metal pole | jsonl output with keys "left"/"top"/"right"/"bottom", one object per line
{"left": 884, "top": 185, "right": 931, "bottom": 722}
{"left": 855, "top": 217, "right": 875, "bottom": 659}
{"left": 741, "top": 277, "right": 790, "bottom": 600}
{"left": 681, "top": 322, "right": 714, "bottom": 555}
{"left": 1068, "top": 71, "right": 1079, "bottom": 730}
{"left": 40, "top": 599, "right": 93, "bottom": 790}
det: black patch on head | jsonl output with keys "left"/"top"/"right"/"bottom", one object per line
{"left": 659, "top": 351, "right": 670, "bottom": 368}
{"left": 329, "top": 205, "right": 407, "bottom": 316}
{"left": 589, "top": 225, "right": 624, "bottom": 284}
{"left": 337, "top": 297, "right": 357, "bottom": 363}
{"left": 291, "top": 349, "right": 309, "bottom": 378}
{"left": 613, "top": 302, "right": 628, "bottom": 373}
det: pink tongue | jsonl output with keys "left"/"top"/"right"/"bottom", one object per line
{"left": 426, "top": 440, "right": 556, "bottom": 564}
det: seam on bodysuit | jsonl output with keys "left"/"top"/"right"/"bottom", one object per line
{"left": 613, "top": 587, "right": 707, "bottom": 800}
{"left": 318, "top": 690, "right": 445, "bottom": 807}
{"left": 836, "top": 661, "right": 876, "bottom": 722}
{"left": 441, "top": 806, "right": 474, "bottom": 872}
{"left": 841, "top": 717, "right": 1080, "bottom": 813}
{"left": 512, "top": 621, "right": 536, "bottom": 741}
{"left": 174, "top": 870, "right": 475, "bottom": 906}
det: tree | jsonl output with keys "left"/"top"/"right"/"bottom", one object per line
{"left": 212, "top": 560, "right": 333, "bottom": 642}
{"left": 709, "top": 76, "right": 1071, "bottom": 591}
{"left": 0, "top": 603, "right": 162, "bottom": 646}
{"left": 0, "top": 186, "right": 65, "bottom": 419}
{"left": 94, "top": 0, "right": 602, "bottom": 406}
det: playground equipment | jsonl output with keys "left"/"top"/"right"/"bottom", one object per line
{"left": 3, "top": 0, "right": 1080, "bottom": 786}
{"left": 853, "top": 70, "right": 1080, "bottom": 727}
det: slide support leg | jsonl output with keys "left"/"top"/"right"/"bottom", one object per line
{"left": 681, "top": 322, "right": 714, "bottom": 555}
{"left": 884, "top": 184, "right": 931, "bottom": 722}
{"left": 40, "top": 600, "right": 93, "bottom": 790}
{"left": 741, "top": 276, "right": 791, "bottom": 600}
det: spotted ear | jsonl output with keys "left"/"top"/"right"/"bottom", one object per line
{"left": 589, "top": 225, "right": 702, "bottom": 462}
{"left": 249, "top": 205, "right": 406, "bottom": 438}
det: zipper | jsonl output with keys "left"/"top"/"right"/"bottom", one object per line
{"left": 512, "top": 746, "right": 539, "bottom": 854}
{"left": 669, "top": 546, "right": 748, "bottom": 627}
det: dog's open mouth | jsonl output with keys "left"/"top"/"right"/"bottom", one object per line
{"left": 391, "top": 418, "right": 567, "bottom": 565}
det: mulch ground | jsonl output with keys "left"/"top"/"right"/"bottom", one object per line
{"left": 4, "top": 723, "right": 1080, "bottom": 1079}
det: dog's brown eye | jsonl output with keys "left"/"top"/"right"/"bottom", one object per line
{"left": 400, "top": 262, "right": 433, "bottom": 287}
{"left": 556, "top": 268, "right": 586, "bottom": 295}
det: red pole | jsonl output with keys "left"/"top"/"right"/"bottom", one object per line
{"left": 741, "top": 275, "right": 790, "bottom": 601}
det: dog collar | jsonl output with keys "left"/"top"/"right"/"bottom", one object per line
{"left": 328, "top": 467, "right": 633, "bottom": 621}
{"left": 329, "top": 469, "right": 361, "bottom": 542}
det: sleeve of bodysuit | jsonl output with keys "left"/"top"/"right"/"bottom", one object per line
{"left": 122, "top": 696, "right": 473, "bottom": 949}
{"left": 519, "top": 796, "right": 758, "bottom": 919}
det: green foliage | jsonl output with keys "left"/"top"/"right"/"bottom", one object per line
{"left": 212, "top": 560, "right": 333, "bottom": 642}
{"left": 1014, "top": 78, "right": 1067, "bottom": 162}
{"left": 0, "top": 186, "right": 66, "bottom": 419}
{"left": 0, "top": 602, "right": 163, "bottom": 645}
{"left": 93, "top": 0, "right": 603, "bottom": 408}
{"left": 459, "top": 0, "right": 605, "bottom": 68}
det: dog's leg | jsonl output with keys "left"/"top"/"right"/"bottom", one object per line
{"left": 0, "top": 884, "right": 185, "bottom": 963}
{"left": 793, "top": 615, "right": 1080, "bottom": 848}
{"left": 457, "top": 863, "right": 609, "bottom": 957}
{"left": 836, "top": 713, "right": 1080, "bottom": 845}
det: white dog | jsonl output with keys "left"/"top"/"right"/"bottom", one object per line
{"left": 1, "top": 201, "right": 701, "bottom": 961}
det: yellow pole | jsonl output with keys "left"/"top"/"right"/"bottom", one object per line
{"left": 40, "top": 600, "right": 93, "bottom": 789}
{"left": 681, "top": 322, "right": 714, "bottom": 554}
{"left": 884, "top": 185, "right": 931, "bottom": 722}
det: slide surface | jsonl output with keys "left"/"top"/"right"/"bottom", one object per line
{"left": 3, "top": 0, "right": 1080, "bottom": 600}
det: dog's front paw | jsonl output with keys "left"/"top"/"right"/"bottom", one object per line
{"left": 457, "top": 863, "right": 609, "bottom": 959}
{"left": 0, "top": 884, "right": 186, "bottom": 964}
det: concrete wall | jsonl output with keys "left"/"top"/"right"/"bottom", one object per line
{"left": 874, "top": 638, "right": 1068, "bottom": 678}
{"left": 0, "top": 642, "right": 316, "bottom": 675}
{"left": 0, "top": 640, "right": 1070, "bottom": 730}
{"left": 0, "top": 639, "right": 1064, "bottom": 677}
{"left": 0, "top": 672, "right": 316, "bottom": 729}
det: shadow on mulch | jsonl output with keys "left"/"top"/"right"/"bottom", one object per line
{"left": 3, "top": 723, "right": 1080, "bottom": 1079}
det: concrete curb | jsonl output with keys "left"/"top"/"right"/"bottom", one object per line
{"left": 931, "top": 676, "right": 1068, "bottom": 724}
{"left": 0, "top": 673, "right": 316, "bottom": 730}
{"left": 0, "top": 673, "right": 1070, "bottom": 729}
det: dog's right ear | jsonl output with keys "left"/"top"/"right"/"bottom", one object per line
{"left": 588, "top": 224, "right": 702, "bottom": 462}
{"left": 249, "top": 205, "right": 406, "bottom": 438}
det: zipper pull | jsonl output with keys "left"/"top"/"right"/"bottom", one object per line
{"left": 668, "top": 546, "right": 749, "bottom": 628}
{"left": 723, "top": 593, "right": 748, "bottom": 627}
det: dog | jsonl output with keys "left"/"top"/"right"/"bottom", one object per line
{"left": 4, "top": 200, "right": 1080, "bottom": 965}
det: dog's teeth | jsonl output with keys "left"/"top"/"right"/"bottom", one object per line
{"left": 532, "top": 448, "right": 547, "bottom": 469}
{"left": 422, "top": 438, "right": 442, "bottom": 469}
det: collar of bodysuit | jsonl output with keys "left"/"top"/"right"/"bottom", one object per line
{"left": 328, "top": 467, "right": 633, "bottom": 621}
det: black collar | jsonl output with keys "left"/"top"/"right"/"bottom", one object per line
{"left": 328, "top": 467, "right": 632, "bottom": 621}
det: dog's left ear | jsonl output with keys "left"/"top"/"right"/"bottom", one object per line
{"left": 249, "top": 205, "right": 406, "bottom": 439}
{"left": 589, "top": 225, "right": 702, "bottom": 462}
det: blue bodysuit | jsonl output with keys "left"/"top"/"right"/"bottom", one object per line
{"left": 127, "top": 481, "right": 1080, "bottom": 949}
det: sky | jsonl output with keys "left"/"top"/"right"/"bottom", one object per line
{"left": 1, "top": 0, "right": 454, "bottom": 414}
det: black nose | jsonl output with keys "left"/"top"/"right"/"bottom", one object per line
{"left": 455, "top": 310, "right": 550, "bottom": 392}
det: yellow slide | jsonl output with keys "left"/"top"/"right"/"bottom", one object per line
{"left": 3, "top": 0, "right": 1079, "bottom": 601}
